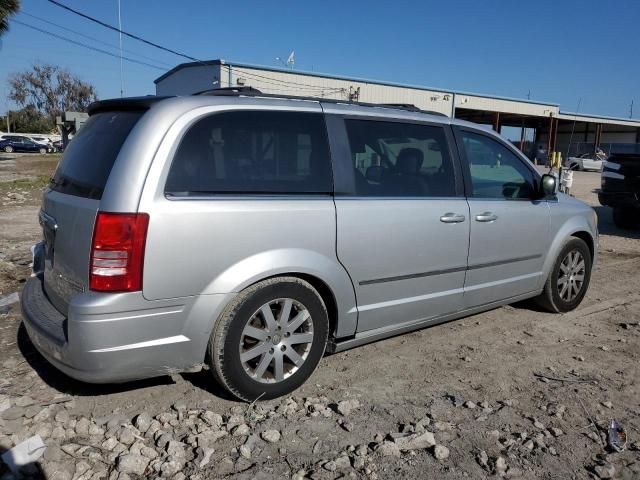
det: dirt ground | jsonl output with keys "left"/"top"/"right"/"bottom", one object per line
{"left": 0, "top": 154, "right": 638, "bottom": 479}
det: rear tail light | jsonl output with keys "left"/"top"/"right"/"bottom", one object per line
{"left": 90, "top": 212, "right": 149, "bottom": 292}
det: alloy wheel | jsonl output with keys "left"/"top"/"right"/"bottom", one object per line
{"left": 239, "top": 298, "right": 314, "bottom": 384}
{"left": 557, "top": 249, "right": 585, "bottom": 301}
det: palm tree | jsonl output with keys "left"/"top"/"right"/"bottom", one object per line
{"left": 0, "top": 0, "right": 20, "bottom": 37}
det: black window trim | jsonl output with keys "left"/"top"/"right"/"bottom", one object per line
{"left": 163, "top": 109, "right": 335, "bottom": 198}
{"left": 452, "top": 125, "right": 542, "bottom": 201}
{"left": 329, "top": 114, "right": 465, "bottom": 198}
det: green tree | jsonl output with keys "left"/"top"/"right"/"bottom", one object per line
{"left": 0, "top": 0, "right": 20, "bottom": 37}
{"left": 6, "top": 105, "right": 54, "bottom": 133}
{"left": 9, "top": 63, "right": 98, "bottom": 123}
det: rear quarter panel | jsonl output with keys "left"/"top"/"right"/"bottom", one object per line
{"left": 137, "top": 104, "right": 358, "bottom": 338}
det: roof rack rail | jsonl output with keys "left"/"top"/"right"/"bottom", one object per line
{"left": 195, "top": 86, "right": 263, "bottom": 96}
{"left": 191, "top": 88, "right": 448, "bottom": 117}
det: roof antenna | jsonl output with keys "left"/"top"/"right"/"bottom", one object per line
{"left": 276, "top": 51, "right": 295, "bottom": 69}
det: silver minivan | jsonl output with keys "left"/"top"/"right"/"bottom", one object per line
{"left": 21, "top": 91, "right": 598, "bottom": 401}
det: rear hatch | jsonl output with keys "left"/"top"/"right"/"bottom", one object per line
{"left": 42, "top": 111, "right": 144, "bottom": 315}
{"left": 602, "top": 154, "right": 640, "bottom": 193}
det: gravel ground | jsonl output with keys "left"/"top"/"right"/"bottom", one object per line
{"left": 0, "top": 156, "right": 638, "bottom": 479}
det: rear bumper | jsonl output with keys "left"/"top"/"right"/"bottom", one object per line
{"left": 21, "top": 275, "right": 232, "bottom": 383}
{"left": 598, "top": 191, "right": 640, "bottom": 209}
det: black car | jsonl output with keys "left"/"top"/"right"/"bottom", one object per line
{"left": 0, "top": 135, "right": 48, "bottom": 154}
{"left": 599, "top": 153, "right": 640, "bottom": 228}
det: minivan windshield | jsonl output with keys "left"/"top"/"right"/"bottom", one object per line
{"left": 50, "top": 111, "right": 143, "bottom": 199}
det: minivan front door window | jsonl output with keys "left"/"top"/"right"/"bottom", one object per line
{"left": 461, "top": 131, "right": 536, "bottom": 199}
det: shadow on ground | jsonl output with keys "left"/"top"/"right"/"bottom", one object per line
{"left": 15, "top": 323, "right": 234, "bottom": 401}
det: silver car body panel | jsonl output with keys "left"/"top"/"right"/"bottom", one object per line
{"left": 21, "top": 95, "right": 598, "bottom": 383}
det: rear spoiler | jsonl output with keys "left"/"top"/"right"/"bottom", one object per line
{"left": 88, "top": 95, "right": 174, "bottom": 115}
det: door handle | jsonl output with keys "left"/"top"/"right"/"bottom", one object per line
{"left": 440, "top": 212, "right": 466, "bottom": 223}
{"left": 475, "top": 212, "right": 498, "bottom": 222}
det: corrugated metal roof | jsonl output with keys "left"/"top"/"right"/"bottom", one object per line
{"left": 154, "top": 59, "right": 559, "bottom": 107}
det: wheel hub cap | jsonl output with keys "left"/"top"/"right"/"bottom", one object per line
{"left": 557, "top": 249, "right": 586, "bottom": 302}
{"left": 239, "top": 298, "right": 314, "bottom": 384}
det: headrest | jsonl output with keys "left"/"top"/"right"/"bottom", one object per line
{"left": 396, "top": 148, "right": 424, "bottom": 174}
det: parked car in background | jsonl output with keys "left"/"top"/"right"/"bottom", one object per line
{"left": 599, "top": 153, "right": 640, "bottom": 228}
{"left": 0, "top": 135, "right": 48, "bottom": 154}
{"left": 21, "top": 92, "right": 598, "bottom": 401}
{"left": 567, "top": 152, "right": 606, "bottom": 171}
{"left": 30, "top": 136, "right": 55, "bottom": 153}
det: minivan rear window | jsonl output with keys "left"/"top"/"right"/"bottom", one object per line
{"left": 50, "top": 111, "right": 143, "bottom": 199}
{"left": 165, "top": 111, "right": 332, "bottom": 195}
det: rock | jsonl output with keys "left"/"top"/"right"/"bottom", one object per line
{"left": 433, "top": 445, "right": 449, "bottom": 460}
{"left": 35, "top": 422, "right": 53, "bottom": 439}
{"left": 547, "top": 403, "right": 566, "bottom": 417}
{"left": 233, "top": 423, "right": 251, "bottom": 436}
{"left": 261, "top": 429, "right": 281, "bottom": 443}
{"left": 201, "top": 411, "right": 223, "bottom": 429}
{"left": 464, "top": 401, "right": 476, "bottom": 409}
{"left": 239, "top": 444, "right": 251, "bottom": 459}
{"left": 1, "top": 407, "right": 25, "bottom": 420}
{"left": 118, "top": 427, "right": 136, "bottom": 445}
{"left": 55, "top": 410, "right": 70, "bottom": 423}
{"left": 594, "top": 464, "right": 615, "bottom": 479}
{"left": 75, "top": 417, "right": 90, "bottom": 436}
{"left": 477, "top": 450, "right": 489, "bottom": 469}
{"left": 433, "top": 421, "right": 454, "bottom": 431}
{"left": 336, "top": 399, "right": 360, "bottom": 416}
{"left": 523, "top": 440, "right": 534, "bottom": 450}
{"left": 102, "top": 437, "right": 119, "bottom": 450}
{"left": 117, "top": 454, "right": 150, "bottom": 476}
{"left": 575, "top": 355, "right": 585, "bottom": 362}
{"left": 156, "top": 432, "right": 173, "bottom": 449}
{"left": 166, "top": 440, "right": 186, "bottom": 458}
{"left": 601, "top": 401, "right": 613, "bottom": 409}
{"left": 160, "top": 458, "right": 184, "bottom": 477}
{"left": 196, "top": 430, "right": 227, "bottom": 448}
{"left": 334, "top": 455, "right": 351, "bottom": 470}
{"left": 140, "top": 446, "right": 159, "bottom": 459}
{"left": 394, "top": 431, "right": 436, "bottom": 451}
{"left": 134, "top": 413, "right": 152, "bottom": 433}
{"left": 533, "top": 419, "right": 545, "bottom": 429}
{"left": 89, "top": 423, "right": 105, "bottom": 437}
{"left": 196, "top": 447, "right": 215, "bottom": 468}
{"left": 323, "top": 460, "right": 337, "bottom": 472}
{"left": 377, "top": 441, "right": 401, "bottom": 457}
{"left": 494, "top": 456, "right": 507, "bottom": 474}
{"left": 550, "top": 427, "right": 564, "bottom": 437}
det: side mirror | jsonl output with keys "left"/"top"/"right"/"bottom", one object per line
{"left": 540, "top": 174, "right": 557, "bottom": 198}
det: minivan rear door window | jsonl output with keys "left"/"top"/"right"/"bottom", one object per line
{"left": 50, "top": 111, "right": 143, "bottom": 199}
{"left": 165, "top": 111, "right": 332, "bottom": 195}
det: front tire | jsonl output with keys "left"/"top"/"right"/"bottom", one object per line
{"left": 208, "top": 277, "right": 329, "bottom": 401}
{"left": 535, "top": 237, "right": 592, "bottom": 313}
{"left": 39, "top": 147, "right": 47, "bottom": 154}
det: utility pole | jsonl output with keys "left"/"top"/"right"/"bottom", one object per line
{"left": 117, "top": 0, "right": 124, "bottom": 97}
{"left": 527, "top": 90, "right": 531, "bottom": 100}
{"left": 630, "top": 100, "right": 634, "bottom": 119}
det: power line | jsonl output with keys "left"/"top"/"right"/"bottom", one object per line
{"left": 222, "top": 66, "right": 346, "bottom": 94}
{"left": 12, "top": 19, "right": 166, "bottom": 70}
{"left": 21, "top": 11, "right": 173, "bottom": 67}
{"left": 47, "top": 0, "right": 204, "bottom": 63}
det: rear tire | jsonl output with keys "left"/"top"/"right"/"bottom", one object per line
{"left": 612, "top": 207, "right": 639, "bottom": 229}
{"left": 208, "top": 277, "right": 329, "bottom": 402}
{"left": 535, "top": 237, "right": 592, "bottom": 313}
{"left": 4, "top": 146, "right": 13, "bottom": 153}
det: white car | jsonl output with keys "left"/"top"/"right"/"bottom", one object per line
{"left": 567, "top": 152, "right": 605, "bottom": 171}
{"left": 30, "top": 136, "right": 54, "bottom": 153}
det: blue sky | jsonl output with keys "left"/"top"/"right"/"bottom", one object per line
{"left": 1, "top": 0, "right": 638, "bottom": 120}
